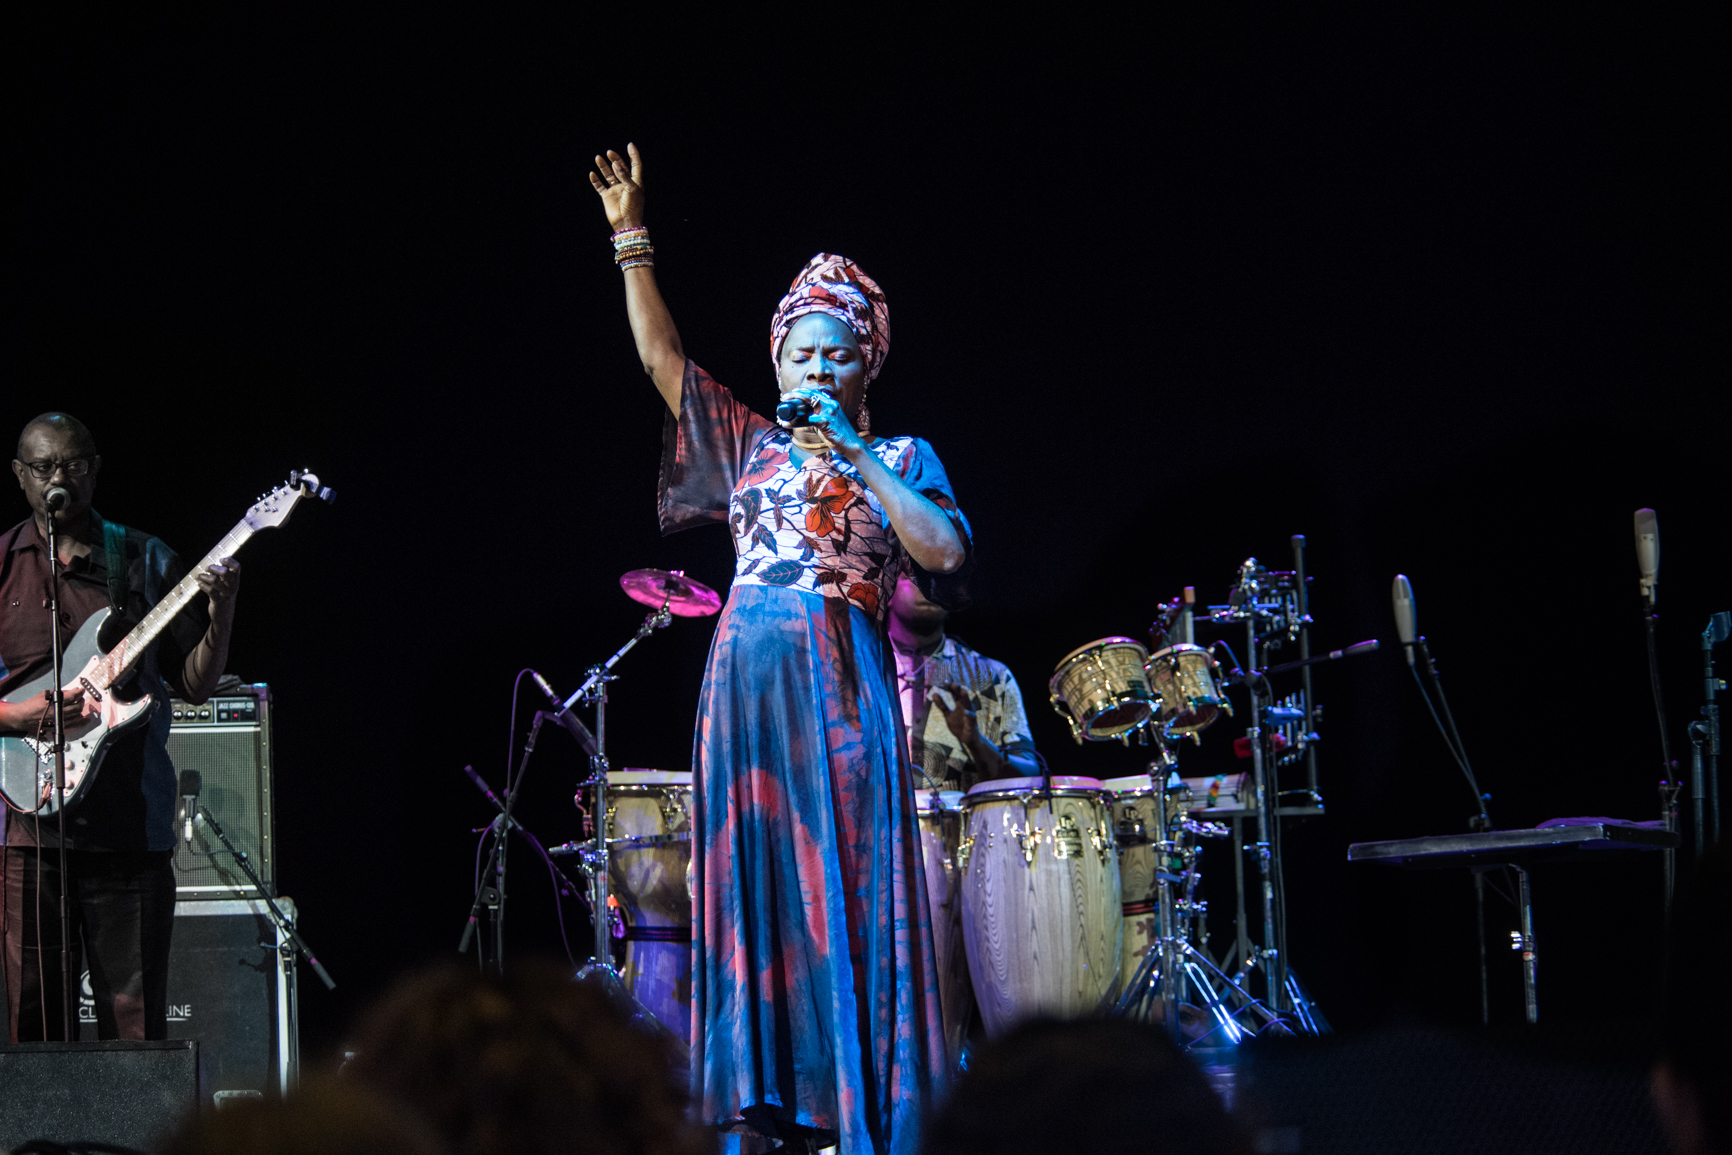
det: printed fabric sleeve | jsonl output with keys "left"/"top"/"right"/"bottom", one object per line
{"left": 990, "top": 667, "right": 1037, "bottom": 757}
{"left": 895, "top": 437, "right": 976, "bottom": 611}
{"left": 657, "top": 360, "right": 776, "bottom": 534}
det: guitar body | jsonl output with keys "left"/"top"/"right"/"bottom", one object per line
{"left": 0, "top": 608, "right": 156, "bottom": 817}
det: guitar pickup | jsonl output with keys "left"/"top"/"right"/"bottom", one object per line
{"left": 78, "top": 677, "right": 103, "bottom": 703}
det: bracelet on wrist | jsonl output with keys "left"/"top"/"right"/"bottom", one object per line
{"left": 610, "top": 226, "right": 654, "bottom": 271}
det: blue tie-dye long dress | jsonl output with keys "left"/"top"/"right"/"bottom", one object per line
{"left": 658, "top": 361, "right": 963, "bottom": 1154}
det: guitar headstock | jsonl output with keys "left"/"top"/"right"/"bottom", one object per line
{"left": 243, "top": 471, "right": 337, "bottom": 531}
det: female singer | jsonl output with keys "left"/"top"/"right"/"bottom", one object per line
{"left": 591, "top": 143, "right": 968, "bottom": 1155}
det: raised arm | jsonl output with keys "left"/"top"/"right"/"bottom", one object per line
{"left": 590, "top": 144, "right": 684, "bottom": 414}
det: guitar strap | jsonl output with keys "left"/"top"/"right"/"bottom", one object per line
{"left": 99, "top": 514, "right": 131, "bottom": 617}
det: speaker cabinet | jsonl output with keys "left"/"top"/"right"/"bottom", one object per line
{"left": 75, "top": 897, "right": 302, "bottom": 1101}
{"left": 0, "top": 1039, "right": 199, "bottom": 1150}
{"left": 166, "top": 684, "right": 273, "bottom": 896}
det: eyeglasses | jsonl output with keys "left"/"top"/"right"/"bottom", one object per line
{"left": 18, "top": 458, "right": 93, "bottom": 479}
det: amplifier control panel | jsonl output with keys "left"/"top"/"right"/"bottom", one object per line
{"left": 170, "top": 689, "right": 267, "bottom": 725}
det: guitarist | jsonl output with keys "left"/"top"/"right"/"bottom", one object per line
{"left": 0, "top": 412, "right": 240, "bottom": 1042}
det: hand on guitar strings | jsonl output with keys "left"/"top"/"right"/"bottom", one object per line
{"left": 0, "top": 687, "right": 90, "bottom": 738}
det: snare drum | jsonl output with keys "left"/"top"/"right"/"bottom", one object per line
{"left": 958, "top": 776, "right": 1122, "bottom": 1036}
{"left": 1146, "top": 643, "right": 1232, "bottom": 735}
{"left": 1049, "top": 638, "right": 1156, "bottom": 743}
{"left": 607, "top": 769, "right": 693, "bottom": 1040}
{"left": 916, "top": 789, "right": 971, "bottom": 1068}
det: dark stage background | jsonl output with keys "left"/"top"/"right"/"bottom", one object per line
{"left": 6, "top": 12, "right": 1722, "bottom": 1056}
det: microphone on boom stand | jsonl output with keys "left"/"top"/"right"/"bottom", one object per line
{"left": 45, "top": 486, "right": 71, "bottom": 513}
{"left": 179, "top": 770, "right": 202, "bottom": 849}
{"left": 1393, "top": 575, "right": 1417, "bottom": 666}
{"left": 1635, "top": 508, "right": 1680, "bottom": 900}
{"left": 531, "top": 671, "right": 598, "bottom": 756}
{"left": 1392, "top": 574, "right": 1489, "bottom": 828}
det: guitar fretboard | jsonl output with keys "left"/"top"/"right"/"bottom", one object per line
{"left": 93, "top": 521, "right": 257, "bottom": 689}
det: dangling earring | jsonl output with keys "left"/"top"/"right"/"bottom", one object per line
{"left": 855, "top": 397, "right": 871, "bottom": 438}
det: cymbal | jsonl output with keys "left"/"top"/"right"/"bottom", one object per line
{"left": 619, "top": 568, "right": 721, "bottom": 617}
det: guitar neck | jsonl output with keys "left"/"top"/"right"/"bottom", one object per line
{"left": 95, "top": 520, "right": 256, "bottom": 688}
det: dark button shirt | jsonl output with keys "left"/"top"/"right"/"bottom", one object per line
{"left": 0, "top": 516, "right": 208, "bottom": 850}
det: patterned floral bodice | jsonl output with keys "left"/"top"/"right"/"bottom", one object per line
{"left": 658, "top": 361, "right": 970, "bottom": 623}
{"left": 729, "top": 433, "right": 930, "bottom": 620}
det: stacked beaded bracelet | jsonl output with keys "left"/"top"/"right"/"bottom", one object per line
{"left": 611, "top": 226, "right": 654, "bottom": 271}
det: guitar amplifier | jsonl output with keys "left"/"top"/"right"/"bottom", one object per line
{"left": 166, "top": 683, "right": 274, "bottom": 897}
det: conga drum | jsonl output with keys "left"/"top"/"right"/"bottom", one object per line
{"left": 607, "top": 769, "right": 693, "bottom": 1040}
{"left": 958, "top": 776, "right": 1122, "bottom": 1036}
{"left": 1103, "top": 773, "right": 1166, "bottom": 989}
{"left": 916, "top": 788, "right": 971, "bottom": 1068}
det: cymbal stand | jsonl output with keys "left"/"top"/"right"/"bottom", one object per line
{"left": 565, "top": 599, "right": 674, "bottom": 971}
{"left": 458, "top": 601, "right": 671, "bottom": 976}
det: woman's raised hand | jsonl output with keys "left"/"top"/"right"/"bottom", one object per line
{"left": 589, "top": 143, "right": 645, "bottom": 232}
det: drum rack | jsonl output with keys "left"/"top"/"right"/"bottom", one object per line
{"left": 1113, "top": 536, "right": 1354, "bottom": 1042}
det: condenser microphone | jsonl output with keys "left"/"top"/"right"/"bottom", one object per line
{"left": 1634, "top": 508, "right": 1659, "bottom": 605}
{"left": 44, "top": 487, "right": 71, "bottom": 512}
{"left": 1393, "top": 575, "right": 1417, "bottom": 666}
{"left": 179, "top": 770, "right": 202, "bottom": 848}
{"left": 530, "top": 671, "right": 598, "bottom": 756}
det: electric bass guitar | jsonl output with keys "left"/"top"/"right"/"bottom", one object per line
{"left": 0, "top": 470, "right": 333, "bottom": 817}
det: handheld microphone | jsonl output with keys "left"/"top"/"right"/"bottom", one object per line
{"left": 44, "top": 487, "right": 71, "bottom": 512}
{"left": 178, "top": 770, "right": 202, "bottom": 848}
{"left": 776, "top": 396, "right": 816, "bottom": 426}
{"left": 1634, "top": 508, "right": 1659, "bottom": 605}
{"left": 1392, "top": 575, "right": 1417, "bottom": 666}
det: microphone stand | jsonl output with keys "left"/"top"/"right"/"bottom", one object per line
{"left": 197, "top": 808, "right": 335, "bottom": 990}
{"left": 1642, "top": 589, "right": 1678, "bottom": 904}
{"left": 459, "top": 601, "right": 672, "bottom": 977}
{"left": 43, "top": 505, "right": 73, "bottom": 1041}
{"left": 458, "top": 709, "right": 546, "bottom": 974}
{"left": 1699, "top": 613, "right": 1730, "bottom": 851}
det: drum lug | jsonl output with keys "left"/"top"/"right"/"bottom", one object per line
{"left": 1011, "top": 821, "right": 1043, "bottom": 866}
{"left": 1092, "top": 819, "right": 1115, "bottom": 863}
{"left": 957, "top": 834, "right": 974, "bottom": 874}
{"left": 1050, "top": 694, "right": 1084, "bottom": 745}
{"left": 1051, "top": 814, "right": 1085, "bottom": 859}
{"left": 605, "top": 803, "right": 617, "bottom": 839}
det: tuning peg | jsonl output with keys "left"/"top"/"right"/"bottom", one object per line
{"left": 317, "top": 486, "right": 336, "bottom": 505}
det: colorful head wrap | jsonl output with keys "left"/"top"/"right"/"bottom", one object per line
{"left": 770, "top": 253, "right": 891, "bottom": 383}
